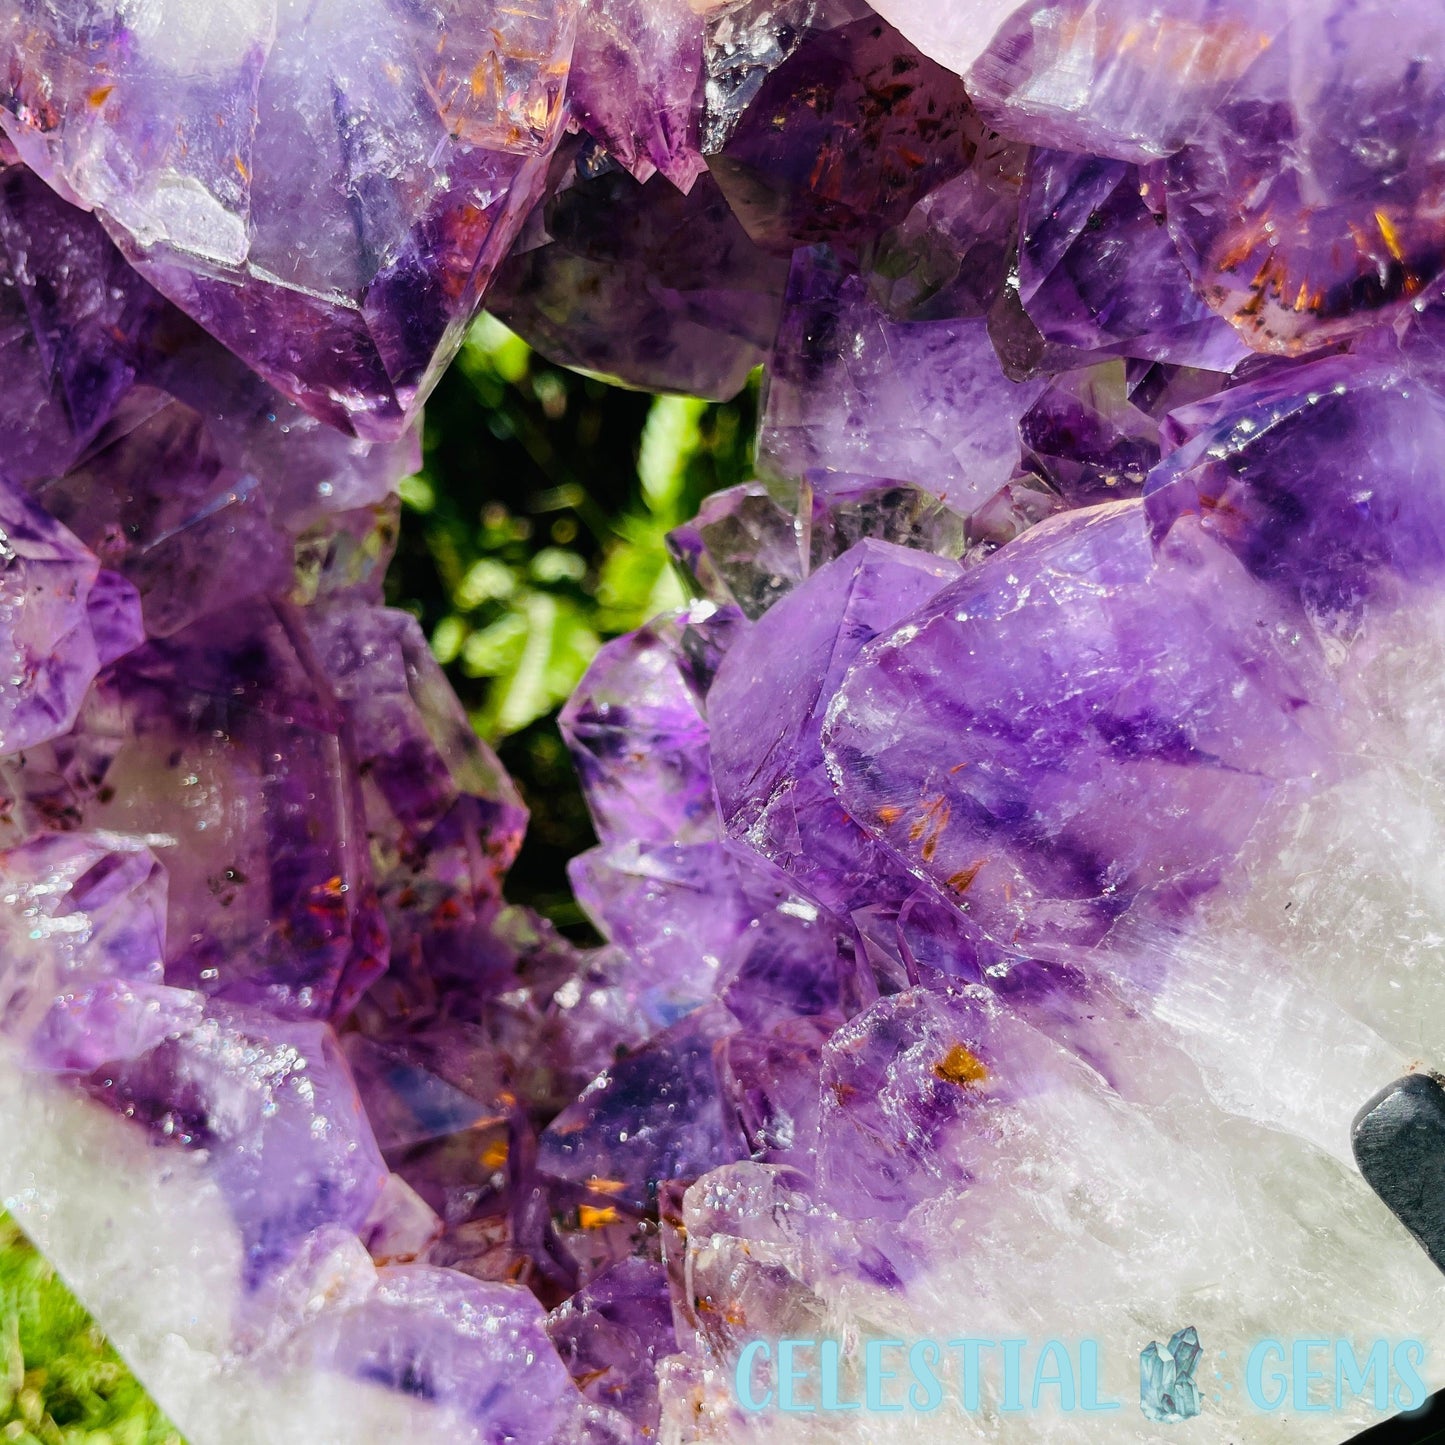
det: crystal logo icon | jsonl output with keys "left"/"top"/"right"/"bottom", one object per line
{"left": 1140, "top": 1327, "right": 1203, "bottom": 1423}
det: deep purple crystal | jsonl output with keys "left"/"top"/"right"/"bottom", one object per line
{"left": 823, "top": 503, "right": 1338, "bottom": 952}
{"left": 492, "top": 165, "right": 786, "bottom": 401}
{"left": 707, "top": 12, "right": 979, "bottom": 256}
{"left": 8, "top": 2, "right": 1445, "bottom": 1436}
{"left": 1, "top": 0, "right": 576, "bottom": 437}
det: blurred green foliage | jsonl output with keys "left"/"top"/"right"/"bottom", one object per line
{"left": 0, "top": 1214, "right": 181, "bottom": 1445}
{"left": 386, "top": 315, "right": 756, "bottom": 931}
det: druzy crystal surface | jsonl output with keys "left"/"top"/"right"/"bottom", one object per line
{"left": 5, "top": 3, "right": 1445, "bottom": 1444}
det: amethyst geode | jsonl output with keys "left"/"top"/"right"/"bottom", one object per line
{"left": 4, "top": 2, "right": 1445, "bottom": 1442}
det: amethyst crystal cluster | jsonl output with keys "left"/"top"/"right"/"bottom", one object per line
{"left": 4, "top": 1, "right": 1445, "bottom": 1442}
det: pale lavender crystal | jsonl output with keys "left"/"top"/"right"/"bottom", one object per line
{"left": 560, "top": 605, "right": 732, "bottom": 847}
{"left": 286, "top": 1265, "right": 598, "bottom": 1442}
{"left": 967, "top": 0, "right": 1281, "bottom": 162}
{"left": 1163, "top": 1, "right": 1445, "bottom": 352}
{"left": 569, "top": 843, "right": 739, "bottom": 1028}
{"left": 572, "top": 839, "right": 867, "bottom": 1032}
{"left": 1018, "top": 148, "right": 1248, "bottom": 370}
{"left": 0, "top": 473, "right": 112, "bottom": 756}
{"left": 1, "top": 0, "right": 576, "bottom": 437}
{"left": 0, "top": 830, "right": 199, "bottom": 1073}
{"left": 823, "top": 503, "right": 1338, "bottom": 952}
{"left": 865, "top": 0, "right": 1030, "bottom": 79}
{"left": 360, "top": 1172, "right": 444, "bottom": 1267}
{"left": 759, "top": 247, "right": 1046, "bottom": 511}
{"left": 815, "top": 982, "right": 1122, "bottom": 1267}
{"left": 569, "top": 0, "right": 706, "bottom": 190}
{"left": 818, "top": 987, "right": 1005, "bottom": 1221}
{"left": 707, "top": 11, "right": 979, "bottom": 255}
{"left": 86, "top": 1001, "right": 388, "bottom": 1285}
{"left": 710, "top": 539, "right": 963, "bottom": 915}
{"left": 491, "top": 167, "right": 786, "bottom": 402}
{"left": 667, "top": 1161, "right": 831, "bottom": 1366}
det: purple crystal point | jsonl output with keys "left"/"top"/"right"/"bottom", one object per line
{"left": 808, "top": 475, "right": 967, "bottom": 567}
{"left": 967, "top": 0, "right": 1281, "bottom": 162}
{"left": 572, "top": 836, "right": 867, "bottom": 1033}
{"left": 307, "top": 599, "right": 527, "bottom": 885}
{"left": 87, "top": 1001, "right": 388, "bottom": 1286}
{"left": 818, "top": 987, "right": 1002, "bottom": 1221}
{"left": 0, "top": 163, "right": 158, "bottom": 484}
{"left": 1018, "top": 149, "right": 1249, "bottom": 370}
{"left": 85, "top": 570, "right": 145, "bottom": 667}
{"left": 66, "top": 600, "right": 380, "bottom": 1018}
{"left": 1144, "top": 354, "right": 1445, "bottom": 628}
{"left": 569, "top": 0, "right": 706, "bottom": 191}
{"left": 707, "top": 12, "right": 979, "bottom": 255}
{"left": 560, "top": 605, "right": 728, "bottom": 847}
{"left": 2, "top": 0, "right": 576, "bottom": 437}
{"left": 1164, "top": 1, "right": 1445, "bottom": 354}
{"left": 824, "top": 503, "right": 1338, "bottom": 952}
{"left": 569, "top": 843, "right": 738, "bottom": 1027}
{"left": 290, "top": 500, "right": 403, "bottom": 608}
{"left": 710, "top": 539, "right": 963, "bottom": 914}
{"left": 666, "top": 483, "right": 807, "bottom": 620}
{"left": 0, "top": 474, "right": 113, "bottom": 756}
{"left": 1019, "top": 362, "right": 1164, "bottom": 505}
{"left": 342, "top": 1027, "right": 523, "bottom": 1249}
{"left": 548, "top": 1255, "right": 675, "bottom": 1435}
{"left": 492, "top": 166, "right": 786, "bottom": 402}
{"left": 0, "top": 150, "right": 420, "bottom": 621}
{"left": 34, "top": 396, "right": 294, "bottom": 638}
{"left": 289, "top": 1265, "right": 589, "bottom": 1441}
{"left": 537, "top": 1004, "right": 747, "bottom": 1216}
{"left": 863, "top": 130, "right": 1025, "bottom": 323}
{"left": 0, "top": 830, "right": 199, "bottom": 1073}
{"left": 759, "top": 247, "right": 1046, "bottom": 511}
{"left": 719, "top": 1015, "right": 831, "bottom": 1166}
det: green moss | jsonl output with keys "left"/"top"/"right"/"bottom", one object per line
{"left": 0, "top": 1213, "right": 182, "bottom": 1445}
